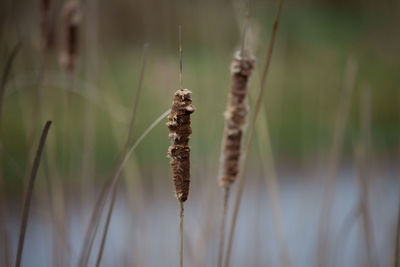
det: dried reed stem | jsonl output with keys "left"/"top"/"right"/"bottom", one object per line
{"left": 15, "top": 121, "right": 52, "bottom": 267}
{"left": 257, "top": 105, "right": 291, "bottom": 267}
{"left": 60, "top": 0, "right": 81, "bottom": 72}
{"left": 0, "top": 42, "right": 21, "bottom": 122}
{"left": 180, "top": 202, "right": 184, "bottom": 267}
{"left": 217, "top": 6, "right": 253, "bottom": 266}
{"left": 357, "top": 85, "right": 376, "bottom": 266}
{"left": 0, "top": 41, "right": 21, "bottom": 267}
{"left": 167, "top": 27, "right": 194, "bottom": 267}
{"left": 79, "top": 108, "right": 171, "bottom": 267}
{"left": 316, "top": 58, "right": 357, "bottom": 267}
{"left": 395, "top": 194, "right": 400, "bottom": 267}
{"left": 217, "top": 187, "right": 230, "bottom": 267}
{"left": 224, "top": 0, "right": 283, "bottom": 266}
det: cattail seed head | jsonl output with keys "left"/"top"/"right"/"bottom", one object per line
{"left": 218, "top": 50, "right": 255, "bottom": 188}
{"left": 60, "top": 0, "right": 82, "bottom": 72}
{"left": 40, "top": 0, "right": 54, "bottom": 51}
{"left": 167, "top": 89, "right": 195, "bottom": 202}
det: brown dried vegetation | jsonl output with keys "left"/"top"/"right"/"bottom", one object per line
{"left": 218, "top": 50, "right": 255, "bottom": 188}
{"left": 167, "top": 89, "right": 195, "bottom": 202}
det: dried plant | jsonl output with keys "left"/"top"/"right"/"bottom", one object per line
{"left": 218, "top": 50, "right": 255, "bottom": 188}
{"left": 166, "top": 26, "right": 195, "bottom": 267}
{"left": 224, "top": 0, "right": 283, "bottom": 265}
{"left": 167, "top": 89, "right": 195, "bottom": 202}
{"left": 216, "top": 3, "right": 255, "bottom": 265}
{"left": 60, "top": 0, "right": 82, "bottom": 72}
{"left": 15, "top": 121, "right": 52, "bottom": 267}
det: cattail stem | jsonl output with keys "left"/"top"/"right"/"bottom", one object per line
{"left": 395, "top": 195, "right": 400, "bottom": 267}
{"left": 217, "top": 187, "right": 230, "bottom": 267}
{"left": 15, "top": 121, "right": 52, "bottom": 267}
{"left": 0, "top": 41, "right": 21, "bottom": 267}
{"left": 316, "top": 58, "right": 357, "bottom": 267}
{"left": 224, "top": 0, "right": 283, "bottom": 266}
{"left": 180, "top": 202, "right": 184, "bottom": 267}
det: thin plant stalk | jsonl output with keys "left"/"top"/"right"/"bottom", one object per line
{"left": 357, "top": 85, "right": 376, "bottom": 266}
{"left": 94, "top": 44, "right": 148, "bottom": 267}
{"left": 316, "top": 58, "right": 357, "bottom": 267}
{"left": 0, "top": 41, "right": 21, "bottom": 267}
{"left": 395, "top": 194, "right": 400, "bottom": 267}
{"left": 166, "top": 25, "right": 195, "bottom": 267}
{"left": 81, "top": 0, "right": 99, "bottom": 203}
{"left": 79, "top": 108, "right": 170, "bottom": 267}
{"left": 224, "top": 0, "right": 283, "bottom": 266}
{"left": 15, "top": 121, "right": 52, "bottom": 267}
{"left": 217, "top": 187, "right": 230, "bottom": 267}
{"left": 217, "top": 8, "right": 253, "bottom": 266}
{"left": 180, "top": 202, "right": 184, "bottom": 267}
{"left": 256, "top": 104, "right": 291, "bottom": 267}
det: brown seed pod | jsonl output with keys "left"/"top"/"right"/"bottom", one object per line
{"left": 60, "top": 0, "right": 82, "bottom": 72}
{"left": 167, "top": 89, "right": 195, "bottom": 202}
{"left": 218, "top": 50, "right": 255, "bottom": 188}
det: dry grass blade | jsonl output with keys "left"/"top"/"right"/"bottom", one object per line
{"left": 316, "top": 58, "right": 357, "bottom": 267}
{"left": 94, "top": 44, "right": 148, "bottom": 267}
{"left": 395, "top": 195, "right": 400, "bottom": 267}
{"left": 217, "top": 187, "right": 229, "bottom": 267}
{"left": 180, "top": 202, "right": 184, "bottom": 267}
{"left": 256, "top": 104, "right": 291, "bottom": 267}
{"left": 217, "top": 4, "right": 253, "bottom": 266}
{"left": 79, "top": 107, "right": 172, "bottom": 267}
{"left": 224, "top": 0, "right": 283, "bottom": 266}
{"left": 0, "top": 41, "right": 21, "bottom": 123}
{"left": 354, "top": 85, "right": 376, "bottom": 266}
{"left": 0, "top": 40, "right": 21, "bottom": 267}
{"left": 15, "top": 121, "right": 52, "bottom": 267}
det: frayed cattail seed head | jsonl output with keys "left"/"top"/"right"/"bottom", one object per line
{"left": 218, "top": 50, "right": 255, "bottom": 188}
{"left": 40, "top": 0, "right": 54, "bottom": 51}
{"left": 167, "top": 89, "right": 195, "bottom": 202}
{"left": 60, "top": 0, "right": 82, "bottom": 72}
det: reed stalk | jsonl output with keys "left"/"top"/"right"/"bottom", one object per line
{"left": 217, "top": 8, "right": 254, "bottom": 266}
{"left": 15, "top": 121, "right": 52, "bottom": 267}
{"left": 167, "top": 25, "right": 195, "bottom": 267}
{"left": 224, "top": 0, "right": 283, "bottom": 266}
{"left": 0, "top": 41, "right": 21, "bottom": 267}
{"left": 316, "top": 58, "right": 357, "bottom": 267}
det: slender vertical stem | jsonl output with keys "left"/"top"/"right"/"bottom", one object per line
{"left": 316, "top": 58, "right": 357, "bottom": 267}
{"left": 395, "top": 194, "right": 400, "bottom": 267}
{"left": 217, "top": 187, "right": 230, "bottom": 267}
{"left": 180, "top": 201, "right": 184, "bottom": 267}
{"left": 0, "top": 41, "right": 21, "bottom": 267}
{"left": 224, "top": 0, "right": 283, "bottom": 266}
{"left": 240, "top": 0, "right": 251, "bottom": 57}
{"left": 94, "top": 44, "right": 148, "bottom": 267}
{"left": 179, "top": 24, "right": 183, "bottom": 90}
{"left": 15, "top": 121, "right": 52, "bottom": 267}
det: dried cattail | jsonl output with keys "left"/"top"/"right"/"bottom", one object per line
{"left": 218, "top": 50, "right": 255, "bottom": 188}
{"left": 39, "top": 0, "right": 54, "bottom": 51}
{"left": 167, "top": 89, "right": 195, "bottom": 202}
{"left": 60, "top": 0, "right": 82, "bottom": 72}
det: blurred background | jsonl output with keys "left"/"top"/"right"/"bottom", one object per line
{"left": 0, "top": 0, "right": 399, "bottom": 266}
